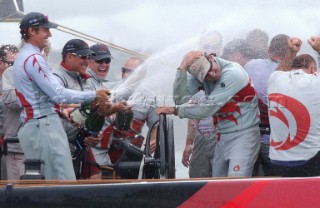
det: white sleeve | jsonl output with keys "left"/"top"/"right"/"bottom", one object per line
{"left": 25, "top": 54, "right": 96, "bottom": 104}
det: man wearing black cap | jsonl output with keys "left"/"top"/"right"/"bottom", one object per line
{"left": 86, "top": 43, "right": 114, "bottom": 90}
{"left": 13, "top": 12, "right": 110, "bottom": 180}
{"left": 53, "top": 40, "right": 131, "bottom": 179}
{"left": 53, "top": 38, "right": 96, "bottom": 91}
{"left": 84, "top": 44, "right": 132, "bottom": 172}
{"left": 53, "top": 39, "right": 104, "bottom": 180}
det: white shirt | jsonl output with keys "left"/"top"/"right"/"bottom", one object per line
{"left": 268, "top": 69, "right": 320, "bottom": 161}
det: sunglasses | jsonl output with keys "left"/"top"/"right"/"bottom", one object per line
{"left": 4, "top": 61, "right": 14, "bottom": 66}
{"left": 71, "top": 53, "right": 90, "bottom": 60}
{"left": 121, "top": 67, "right": 133, "bottom": 73}
{"left": 95, "top": 58, "right": 111, "bottom": 64}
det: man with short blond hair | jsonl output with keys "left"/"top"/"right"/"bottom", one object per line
{"left": 267, "top": 36, "right": 320, "bottom": 177}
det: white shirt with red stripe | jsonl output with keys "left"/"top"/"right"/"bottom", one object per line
{"left": 13, "top": 43, "right": 96, "bottom": 122}
{"left": 268, "top": 69, "right": 320, "bottom": 161}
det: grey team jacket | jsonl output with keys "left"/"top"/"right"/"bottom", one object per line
{"left": 174, "top": 57, "right": 260, "bottom": 134}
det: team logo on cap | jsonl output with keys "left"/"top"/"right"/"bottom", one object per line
{"left": 29, "top": 18, "right": 39, "bottom": 25}
{"left": 191, "top": 65, "right": 198, "bottom": 71}
{"left": 65, "top": 44, "right": 75, "bottom": 51}
{"left": 98, "top": 45, "right": 107, "bottom": 52}
{"left": 233, "top": 165, "right": 240, "bottom": 172}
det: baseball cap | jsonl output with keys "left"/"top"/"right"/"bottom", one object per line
{"left": 20, "top": 12, "right": 57, "bottom": 30}
{"left": 62, "top": 39, "right": 96, "bottom": 57}
{"left": 187, "top": 56, "right": 212, "bottom": 83}
{"left": 90, "top": 44, "right": 113, "bottom": 61}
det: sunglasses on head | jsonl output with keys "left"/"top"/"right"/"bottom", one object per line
{"left": 71, "top": 53, "right": 90, "bottom": 60}
{"left": 95, "top": 58, "right": 111, "bottom": 64}
{"left": 121, "top": 67, "right": 133, "bottom": 73}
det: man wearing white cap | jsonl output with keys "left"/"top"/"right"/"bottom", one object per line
{"left": 157, "top": 51, "right": 260, "bottom": 177}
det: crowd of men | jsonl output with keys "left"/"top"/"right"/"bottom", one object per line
{"left": 1, "top": 11, "right": 320, "bottom": 180}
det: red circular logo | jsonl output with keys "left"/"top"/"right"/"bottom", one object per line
{"left": 269, "top": 93, "right": 310, "bottom": 150}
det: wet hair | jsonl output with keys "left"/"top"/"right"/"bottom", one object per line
{"left": 122, "top": 57, "right": 144, "bottom": 72}
{"left": 291, "top": 54, "right": 316, "bottom": 69}
{"left": 199, "top": 29, "right": 223, "bottom": 56}
{"left": 268, "top": 34, "right": 289, "bottom": 58}
{"left": 246, "top": 28, "right": 269, "bottom": 59}
{"left": 0, "top": 44, "right": 18, "bottom": 62}
{"left": 20, "top": 26, "right": 40, "bottom": 41}
{"left": 246, "top": 29, "right": 269, "bottom": 43}
{"left": 221, "top": 38, "right": 252, "bottom": 60}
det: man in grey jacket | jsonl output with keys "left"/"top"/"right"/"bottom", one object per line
{"left": 0, "top": 44, "right": 19, "bottom": 180}
{"left": 157, "top": 51, "right": 260, "bottom": 177}
{"left": 2, "top": 66, "right": 24, "bottom": 180}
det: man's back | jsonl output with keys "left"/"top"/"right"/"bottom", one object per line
{"left": 245, "top": 58, "right": 278, "bottom": 104}
{"left": 268, "top": 70, "right": 320, "bottom": 161}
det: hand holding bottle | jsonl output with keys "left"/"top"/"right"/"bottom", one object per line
{"left": 84, "top": 132, "right": 102, "bottom": 147}
{"left": 63, "top": 107, "right": 82, "bottom": 127}
{"left": 95, "top": 89, "right": 112, "bottom": 116}
{"left": 94, "top": 89, "right": 111, "bottom": 105}
{"left": 96, "top": 100, "right": 112, "bottom": 116}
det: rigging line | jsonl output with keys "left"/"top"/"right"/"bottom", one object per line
{"left": 55, "top": 23, "right": 147, "bottom": 59}
{"left": 0, "top": 3, "right": 147, "bottom": 59}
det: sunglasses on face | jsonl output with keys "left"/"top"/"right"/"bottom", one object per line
{"left": 4, "top": 61, "right": 14, "bottom": 66}
{"left": 71, "top": 53, "right": 90, "bottom": 60}
{"left": 121, "top": 67, "right": 133, "bottom": 74}
{"left": 95, "top": 58, "right": 111, "bottom": 64}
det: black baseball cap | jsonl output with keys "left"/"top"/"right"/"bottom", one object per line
{"left": 20, "top": 12, "right": 57, "bottom": 30}
{"left": 90, "top": 44, "right": 113, "bottom": 61}
{"left": 62, "top": 39, "right": 96, "bottom": 57}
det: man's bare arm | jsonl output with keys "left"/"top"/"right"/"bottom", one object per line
{"left": 276, "top": 37, "right": 302, "bottom": 71}
{"left": 308, "top": 36, "right": 320, "bottom": 53}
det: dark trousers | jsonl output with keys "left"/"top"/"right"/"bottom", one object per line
{"left": 271, "top": 151, "right": 320, "bottom": 177}
{"left": 252, "top": 142, "right": 274, "bottom": 176}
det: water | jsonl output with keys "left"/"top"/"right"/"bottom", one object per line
{"left": 112, "top": 37, "right": 199, "bottom": 106}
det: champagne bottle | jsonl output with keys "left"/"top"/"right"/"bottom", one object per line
{"left": 114, "top": 111, "right": 134, "bottom": 131}
{"left": 70, "top": 101, "right": 94, "bottom": 124}
{"left": 74, "top": 107, "right": 105, "bottom": 151}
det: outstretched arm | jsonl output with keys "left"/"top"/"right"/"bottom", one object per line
{"left": 276, "top": 37, "right": 301, "bottom": 71}
{"left": 308, "top": 36, "right": 320, "bottom": 53}
{"left": 308, "top": 36, "right": 320, "bottom": 68}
